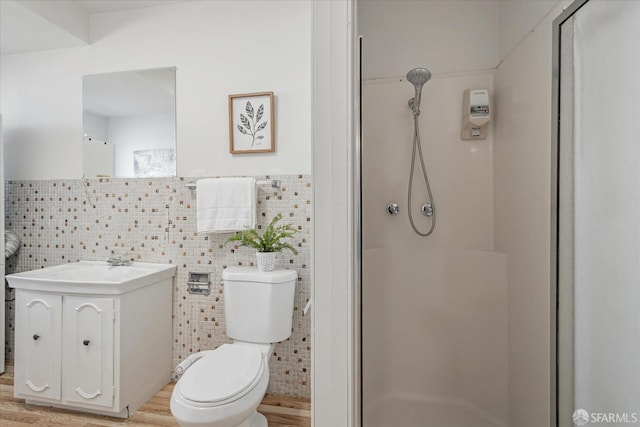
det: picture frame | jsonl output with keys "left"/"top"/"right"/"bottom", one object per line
{"left": 229, "top": 91, "right": 275, "bottom": 154}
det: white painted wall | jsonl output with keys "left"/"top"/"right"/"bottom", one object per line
{"left": 359, "top": 0, "right": 499, "bottom": 79}
{"left": 0, "top": 0, "right": 311, "bottom": 180}
{"left": 498, "top": 0, "right": 561, "bottom": 63}
{"left": 493, "top": 2, "right": 570, "bottom": 426}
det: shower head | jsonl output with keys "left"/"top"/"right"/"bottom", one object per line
{"left": 406, "top": 67, "right": 431, "bottom": 116}
{"left": 407, "top": 67, "right": 431, "bottom": 86}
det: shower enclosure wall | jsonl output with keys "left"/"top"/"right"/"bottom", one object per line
{"left": 357, "top": 1, "right": 576, "bottom": 425}
{"left": 361, "top": 69, "right": 507, "bottom": 427}
{"left": 360, "top": 3, "right": 508, "bottom": 425}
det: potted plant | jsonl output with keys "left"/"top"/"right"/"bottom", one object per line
{"left": 226, "top": 214, "right": 298, "bottom": 271}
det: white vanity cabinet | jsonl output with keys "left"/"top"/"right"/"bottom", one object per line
{"left": 8, "top": 261, "right": 176, "bottom": 418}
{"left": 15, "top": 293, "right": 115, "bottom": 407}
{"left": 14, "top": 292, "right": 63, "bottom": 401}
{"left": 62, "top": 295, "right": 115, "bottom": 408}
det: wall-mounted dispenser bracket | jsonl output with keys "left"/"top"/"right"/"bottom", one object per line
{"left": 188, "top": 272, "right": 211, "bottom": 296}
{"left": 461, "top": 89, "right": 491, "bottom": 140}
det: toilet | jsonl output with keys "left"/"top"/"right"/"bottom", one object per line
{"left": 170, "top": 267, "right": 297, "bottom": 427}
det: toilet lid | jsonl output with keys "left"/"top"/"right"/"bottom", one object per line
{"left": 179, "top": 344, "right": 264, "bottom": 404}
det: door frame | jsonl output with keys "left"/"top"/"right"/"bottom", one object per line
{"left": 551, "top": 1, "right": 591, "bottom": 426}
{"left": 311, "top": 0, "right": 359, "bottom": 426}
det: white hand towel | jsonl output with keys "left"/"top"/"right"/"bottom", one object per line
{"left": 196, "top": 177, "right": 256, "bottom": 233}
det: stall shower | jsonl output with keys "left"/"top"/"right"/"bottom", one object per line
{"left": 359, "top": 1, "right": 639, "bottom": 427}
{"left": 360, "top": 23, "right": 507, "bottom": 426}
{"left": 361, "top": 67, "right": 507, "bottom": 427}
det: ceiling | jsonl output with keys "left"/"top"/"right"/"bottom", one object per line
{"left": 0, "top": 0, "right": 192, "bottom": 56}
{"left": 75, "top": 0, "right": 191, "bottom": 14}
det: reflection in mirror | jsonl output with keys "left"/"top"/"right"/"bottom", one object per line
{"left": 82, "top": 67, "right": 176, "bottom": 178}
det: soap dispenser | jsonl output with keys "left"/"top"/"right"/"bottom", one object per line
{"left": 461, "top": 89, "right": 491, "bottom": 140}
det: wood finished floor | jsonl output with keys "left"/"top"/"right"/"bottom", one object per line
{"left": 0, "top": 365, "right": 311, "bottom": 427}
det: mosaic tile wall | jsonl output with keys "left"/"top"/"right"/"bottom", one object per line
{"left": 3, "top": 175, "right": 312, "bottom": 397}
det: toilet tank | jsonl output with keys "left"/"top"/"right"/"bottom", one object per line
{"left": 222, "top": 267, "right": 297, "bottom": 343}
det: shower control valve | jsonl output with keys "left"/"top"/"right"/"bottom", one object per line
{"left": 421, "top": 203, "right": 434, "bottom": 217}
{"left": 387, "top": 203, "right": 400, "bottom": 216}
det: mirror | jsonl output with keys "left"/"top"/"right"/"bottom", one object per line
{"left": 82, "top": 67, "right": 176, "bottom": 178}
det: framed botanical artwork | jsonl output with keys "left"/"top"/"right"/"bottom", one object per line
{"left": 229, "top": 91, "right": 275, "bottom": 154}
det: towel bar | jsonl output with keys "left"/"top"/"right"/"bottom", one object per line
{"left": 185, "top": 179, "right": 281, "bottom": 190}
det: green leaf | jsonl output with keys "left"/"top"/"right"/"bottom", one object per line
{"left": 224, "top": 213, "right": 298, "bottom": 254}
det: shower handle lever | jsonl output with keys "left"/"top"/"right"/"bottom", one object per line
{"left": 421, "top": 203, "right": 434, "bottom": 217}
{"left": 387, "top": 203, "right": 400, "bottom": 216}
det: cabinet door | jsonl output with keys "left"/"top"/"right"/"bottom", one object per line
{"left": 62, "top": 296, "right": 115, "bottom": 408}
{"left": 14, "top": 291, "right": 62, "bottom": 400}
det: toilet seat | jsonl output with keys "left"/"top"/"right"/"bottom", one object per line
{"left": 176, "top": 344, "right": 264, "bottom": 407}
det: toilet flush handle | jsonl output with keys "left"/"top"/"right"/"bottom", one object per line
{"left": 172, "top": 350, "right": 217, "bottom": 380}
{"left": 303, "top": 298, "right": 312, "bottom": 316}
{"left": 174, "top": 354, "right": 202, "bottom": 377}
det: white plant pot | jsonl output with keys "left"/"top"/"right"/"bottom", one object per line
{"left": 256, "top": 252, "right": 277, "bottom": 272}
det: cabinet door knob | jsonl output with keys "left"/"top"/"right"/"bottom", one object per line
{"left": 83, "top": 340, "right": 90, "bottom": 346}
{"left": 33, "top": 334, "right": 40, "bottom": 341}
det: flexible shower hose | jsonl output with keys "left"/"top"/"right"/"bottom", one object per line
{"left": 407, "top": 113, "right": 436, "bottom": 236}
